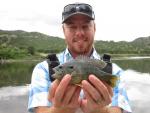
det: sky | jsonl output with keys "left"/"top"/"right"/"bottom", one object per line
{"left": 0, "top": 0, "right": 150, "bottom": 42}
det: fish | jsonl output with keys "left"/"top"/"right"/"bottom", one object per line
{"left": 52, "top": 56, "right": 118, "bottom": 87}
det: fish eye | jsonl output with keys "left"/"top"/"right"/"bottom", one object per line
{"left": 68, "top": 66, "right": 74, "bottom": 69}
{"left": 59, "top": 66, "right": 63, "bottom": 69}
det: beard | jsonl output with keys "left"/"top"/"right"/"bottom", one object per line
{"left": 68, "top": 39, "right": 93, "bottom": 56}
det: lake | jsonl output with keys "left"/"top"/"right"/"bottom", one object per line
{"left": 0, "top": 57, "right": 150, "bottom": 113}
{"left": 0, "top": 60, "right": 37, "bottom": 87}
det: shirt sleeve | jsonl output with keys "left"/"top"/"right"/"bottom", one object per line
{"left": 111, "top": 63, "right": 132, "bottom": 113}
{"left": 28, "top": 61, "right": 52, "bottom": 112}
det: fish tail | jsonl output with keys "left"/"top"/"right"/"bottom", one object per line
{"left": 104, "top": 75, "right": 118, "bottom": 87}
{"left": 111, "top": 76, "right": 118, "bottom": 87}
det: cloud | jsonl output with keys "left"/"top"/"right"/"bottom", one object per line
{"left": 0, "top": 0, "right": 150, "bottom": 41}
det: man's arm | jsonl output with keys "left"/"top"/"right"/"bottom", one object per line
{"left": 107, "top": 107, "right": 122, "bottom": 113}
{"left": 35, "top": 106, "right": 76, "bottom": 113}
{"left": 35, "top": 106, "right": 122, "bottom": 113}
{"left": 90, "top": 106, "right": 122, "bottom": 113}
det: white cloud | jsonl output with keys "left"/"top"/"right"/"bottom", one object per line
{"left": 0, "top": 0, "right": 150, "bottom": 41}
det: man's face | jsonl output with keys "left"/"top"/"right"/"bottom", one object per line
{"left": 63, "top": 14, "right": 96, "bottom": 55}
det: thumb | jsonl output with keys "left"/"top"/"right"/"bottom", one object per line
{"left": 48, "top": 79, "right": 60, "bottom": 101}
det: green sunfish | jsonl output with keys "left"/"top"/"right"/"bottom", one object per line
{"left": 52, "top": 56, "right": 118, "bottom": 87}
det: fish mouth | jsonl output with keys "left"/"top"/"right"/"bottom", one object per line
{"left": 52, "top": 68, "right": 64, "bottom": 78}
{"left": 52, "top": 68, "right": 57, "bottom": 73}
{"left": 52, "top": 68, "right": 58, "bottom": 77}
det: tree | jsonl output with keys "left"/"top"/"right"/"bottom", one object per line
{"left": 27, "top": 46, "right": 35, "bottom": 55}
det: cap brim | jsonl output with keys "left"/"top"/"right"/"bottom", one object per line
{"left": 62, "top": 12, "right": 94, "bottom": 23}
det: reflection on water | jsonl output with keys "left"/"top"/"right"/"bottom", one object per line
{"left": 0, "top": 57, "right": 150, "bottom": 113}
{"left": 114, "top": 56, "right": 150, "bottom": 60}
{"left": 0, "top": 69, "right": 150, "bottom": 113}
{"left": 113, "top": 57, "right": 150, "bottom": 73}
{"left": 0, "top": 85, "right": 29, "bottom": 113}
{"left": 0, "top": 57, "right": 150, "bottom": 87}
{"left": 121, "top": 70, "right": 150, "bottom": 113}
{"left": 0, "top": 60, "right": 39, "bottom": 87}
{"left": 0, "top": 85, "right": 29, "bottom": 100}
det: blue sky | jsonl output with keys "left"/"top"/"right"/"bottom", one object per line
{"left": 0, "top": 0, "right": 150, "bottom": 41}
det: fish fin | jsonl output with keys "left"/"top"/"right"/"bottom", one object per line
{"left": 75, "top": 83, "right": 82, "bottom": 87}
{"left": 75, "top": 55, "right": 107, "bottom": 69}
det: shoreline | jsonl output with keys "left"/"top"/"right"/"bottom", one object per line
{"left": 1, "top": 72, "right": 150, "bottom": 113}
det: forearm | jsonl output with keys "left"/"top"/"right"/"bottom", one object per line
{"left": 35, "top": 106, "right": 76, "bottom": 113}
{"left": 107, "top": 107, "right": 122, "bottom": 113}
{"left": 90, "top": 106, "right": 122, "bottom": 113}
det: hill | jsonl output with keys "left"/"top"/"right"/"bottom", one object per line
{"left": 0, "top": 30, "right": 66, "bottom": 59}
{"left": 0, "top": 29, "right": 150, "bottom": 59}
{"left": 131, "top": 36, "right": 150, "bottom": 49}
{"left": 0, "top": 30, "right": 65, "bottom": 52}
{"left": 95, "top": 36, "right": 150, "bottom": 54}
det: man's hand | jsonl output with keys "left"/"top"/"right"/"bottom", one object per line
{"left": 48, "top": 74, "right": 81, "bottom": 113}
{"left": 80, "top": 74, "right": 113, "bottom": 113}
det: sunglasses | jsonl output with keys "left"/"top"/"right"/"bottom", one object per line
{"left": 62, "top": 3, "right": 95, "bottom": 22}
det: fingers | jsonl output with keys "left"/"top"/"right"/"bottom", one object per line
{"left": 69, "top": 86, "right": 81, "bottom": 108}
{"left": 83, "top": 88, "right": 95, "bottom": 105}
{"left": 53, "top": 74, "right": 71, "bottom": 106}
{"left": 89, "top": 75, "right": 112, "bottom": 105}
{"left": 91, "top": 75, "right": 113, "bottom": 105}
{"left": 82, "top": 75, "right": 113, "bottom": 106}
{"left": 62, "top": 85, "right": 77, "bottom": 104}
{"left": 48, "top": 79, "right": 60, "bottom": 101}
{"left": 82, "top": 80, "right": 102, "bottom": 102}
{"left": 81, "top": 88, "right": 103, "bottom": 113}
{"left": 61, "top": 85, "right": 81, "bottom": 108}
{"left": 48, "top": 74, "right": 81, "bottom": 108}
{"left": 48, "top": 73, "right": 113, "bottom": 110}
{"left": 103, "top": 81, "right": 113, "bottom": 97}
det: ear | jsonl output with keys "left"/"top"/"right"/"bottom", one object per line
{"left": 94, "top": 22, "right": 96, "bottom": 32}
{"left": 62, "top": 24, "right": 65, "bottom": 33}
{"left": 62, "top": 24, "right": 67, "bottom": 41}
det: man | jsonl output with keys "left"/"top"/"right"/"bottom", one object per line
{"left": 28, "top": 3, "right": 132, "bottom": 113}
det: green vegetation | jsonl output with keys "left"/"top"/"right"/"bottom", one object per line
{"left": 0, "top": 30, "right": 65, "bottom": 59}
{"left": 94, "top": 39, "right": 150, "bottom": 55}
{"left": 0, "top": 30, "right": 150, "bottom": 87}
{"left": 0, "top": 29, "right": 150, "bottom": 60}
{"left": 0, "top": 61, "right": 38, "bottom": 87}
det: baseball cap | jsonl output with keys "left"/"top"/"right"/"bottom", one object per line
{"left": 62, "top": 3, "right": 95, "bottom": 23}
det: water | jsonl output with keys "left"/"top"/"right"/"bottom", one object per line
{"left": 0, "top": 85, "right": 29, "bottom": 113}
{"left": 113, "top": 56, "right": 150, "bottom": 73}
{"left": 121, "top": 70, "right": 150, "bottom": 113}
{"left": 0, "top": 60, "right": 38, "bottom": 87}
{"left": 0, "top": 57, "right": 150, "bottom": 113}
{"left": 0, "top": 70, "right": 150, "bottom": 113}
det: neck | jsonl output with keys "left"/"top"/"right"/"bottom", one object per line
{"left": 69, "top": 48, "right": 94, "bottom": 59}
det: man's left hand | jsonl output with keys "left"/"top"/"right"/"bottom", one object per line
{"left": 80, "top": 74, "right": 113, "bottom": 113}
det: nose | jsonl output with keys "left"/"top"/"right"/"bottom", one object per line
{"left": 75, "top": 27, "right": 84, "bottom": 37}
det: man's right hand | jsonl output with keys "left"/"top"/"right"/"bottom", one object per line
{"left": 48, "top": 74, "right": 81, "bottom": 113}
